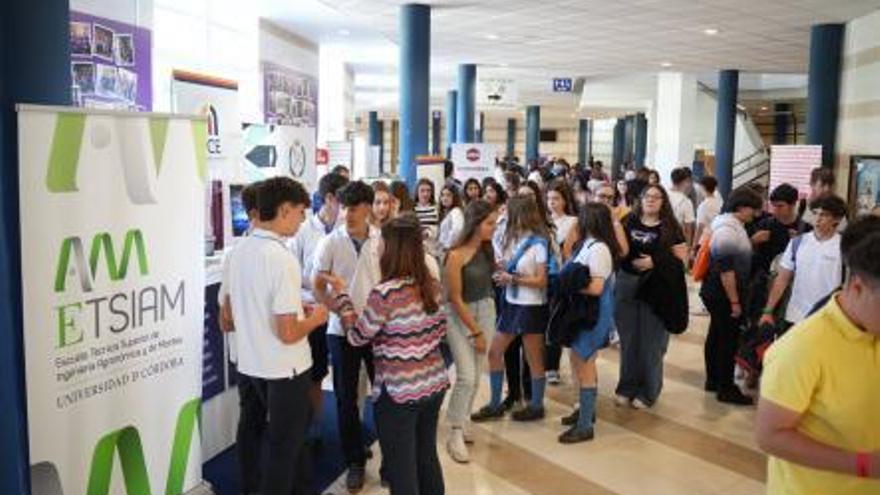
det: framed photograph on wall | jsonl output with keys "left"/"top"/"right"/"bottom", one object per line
{"left": 849, "top": 155, "right": 880, "bottom": 216}
{"left": 92, "top": 24, "right": 115, "bottom": 61}
{"left": 70, "top": 22, "right": 92, "bottom": 56}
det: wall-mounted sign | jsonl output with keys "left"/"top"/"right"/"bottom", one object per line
{"left": 477, "top": 77, "right": 518, "bottom": 109}
{"left": 316, "top": 148, "right": 329, "bottom": 165}
{"left": 552, "top": 78, "right": 573, "bottom": 92}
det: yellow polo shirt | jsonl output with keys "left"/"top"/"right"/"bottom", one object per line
{"left": 761, "top": 295, "right": 880, "bottom": 494}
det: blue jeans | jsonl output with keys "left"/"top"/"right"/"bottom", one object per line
{"left": 614, "top": 271, "right": 669, "bottom": 406}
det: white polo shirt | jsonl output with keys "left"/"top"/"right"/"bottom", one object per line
{"left": 312, "top": 224, "right": 382, "bottom": 337}
{"left": 227, "top": 228, "right": 310, "bottom": 379}
{"left": 289, "top": 212, "right": 338, "bottom": 303}
{"left": 669, "top": 189, "right": 696, "bottom": 226}
{"left": 778, "top": 231, "right": 843, "bottom": 323}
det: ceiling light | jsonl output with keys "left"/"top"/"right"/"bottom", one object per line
{"left": 660, "top": 62, "right": 673, "bottom": 68}
{"left": 703, "top": 28, "right": 719, "bottom": 36}
{"left": 485, "top": 34, "right": 499, "bottom": 41}
{"left": 338, "top": 29, "right": 351, "bottom": 36}
{"left": 761, "top": 106, "right": 769, "bottom": 111}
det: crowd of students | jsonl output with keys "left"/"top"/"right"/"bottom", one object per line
{"left": 218, "top": 158, "right": 880, "bottom": 495}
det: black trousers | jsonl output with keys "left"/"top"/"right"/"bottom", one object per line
{"left": 375, "top": 391, "right": 445, "bottom": 495}
{"left": 328, "top": 334, "right": 375, "bottom": 467}
{"left": 702, "top": 296, "right": 743, "bottom": 393}
{"left": 236, "top": 371, "right": 314, "bottom": 495}
{"left": 308, "top": 324, "right": 329, "bottom": 384}
{"left": 504, "top": 336, "right": 532, "bottom": 401}
{"left": 545, "top": 342, "right": 562, "bottom": 373}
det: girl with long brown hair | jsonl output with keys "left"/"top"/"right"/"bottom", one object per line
{"left": 472, "top": 195, "right": 556, "bottom": 422}
{"left": 348, "top": 213, "right": 448, "bottom": 495}
{"left": 443, "top": 200, "right": 498, "bottom": 463}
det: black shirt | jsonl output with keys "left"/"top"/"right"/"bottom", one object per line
{"left": 750, "top": 217, "right": 812, "bottom": 274}
{"left": 622, "top": 215, "right": 685, "bottom": 274}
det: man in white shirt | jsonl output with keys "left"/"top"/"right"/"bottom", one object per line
{"left": 669, "top": 167, "right": 696, "bottom": 247}
{"left": 761, "top": 195, "right": 848, "bottom": 329}
{"left": 226, "top": 176, "right": 329, "bottom": 495}
{"left": 289, "top": 172, "right": 348, "bottom": 388}
{"left": 312, "top": 181, "right": 382, "bottom": 492}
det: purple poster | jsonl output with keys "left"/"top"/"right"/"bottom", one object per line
{"left": 69, "top": 11, "right": 152, "bottom": 111}
{"left": 262, "top": 61, "right": 318, "bottom": 127}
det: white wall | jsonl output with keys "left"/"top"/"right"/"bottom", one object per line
{"left": 152, "top": 0, "right": 260, "bottom": 121}
{"left": 836, "top": 9, "right": 880, "bottom": 198}
{"left": 71, "top": 0, "right": 152, "bottom": 26}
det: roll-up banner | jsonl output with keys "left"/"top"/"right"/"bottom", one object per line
{"left": 18, "top": 105, "right": 206, "bottom": 495}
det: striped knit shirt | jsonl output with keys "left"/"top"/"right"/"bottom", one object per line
{"left": 349, "top": 277, "right": 449, "bottom": 404}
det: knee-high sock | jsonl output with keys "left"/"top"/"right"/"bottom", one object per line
{"left": 530, "top": 377, "right": 545, "bottom": 408}
{"left": 489, "top": 371, "right": 504, "bottom": 408}
{"left": 576, "top": 387, "right": 598, "bottom": 432}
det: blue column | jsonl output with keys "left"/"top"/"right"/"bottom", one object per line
{"left": 377, "top": 120, "right": 385, "bottom": 173}
{"left": 506, "top": 118, "right": 516, "bottom": 158}
{"left": 578, "top": 119, "right": 589, "bottom": 165}
{"left": 1, "top": 1, "right": 71, "bottom": 493}
{"left": 398, "top": 3, "right": 431, "bottom": 190}
{"left": 368, "top": 111, "right": 380, "bottom": 147}
{"left": 431, "top": 110, "right": 441, "bottom": 155}
{"left": 445, "top": 90, "right": 457, "bottom": 157}
{"left": 806, "top": 24, "right": 844, "bottom": 168}
{"left": 475, "top": 112, "right": 484, "bottom": 143}
{"left": 456, "top": 64, "right": 476, "bottom": 143}
{"left": 612, "top": 118, "right": 626, "bottom": 179}
{"left": 526, "top": 105, "right": 541, "bottom": 163}
{"left": 634, "top": 112, "right": 648, "bottom": 168}
{"left": 714, "top": 69, "right": 739, "bottom": 200}
{"left": 623, "top": 115, "right": 635, "bottom": 165}
{"left": 774, "top": 103, "right": 791, "bottom": 145}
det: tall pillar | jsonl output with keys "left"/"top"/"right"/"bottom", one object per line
{"left": 806, "top": 23, "right": 844, "bottom": 168}
{"left": 1, "top": 1, "right": 72, "bottom": 493}
{"left": 714, "top": 69, "right": 739, "bottom": 200}
{"left": 475, "top": 112, "right": 484, "bottom": 143}
{"left": 431, "top": 110, "right": 441, "bottom": 155}
{"left": 456, "top": 64, "right": 476, "bottom": 143}
{"left": 398, "top": 3, "right": 431, "bottom": 190}
{"left": 612, "top": 118, "right": 626, "bottom": 179}
{"left": 525, "top": 105, "right": 541, "bottom": 163}
{"left": 652, "top": 72, "right": 698, "bottom": 184}
{"left": 623, "top": 115, "right": 635, "bottom": 166}
{"left": 634, "top": 112, "right": 648, "bottom": 168}
{"left": 377, "top": 120, "right": 385, "bottom": 173}
{"left": 506, "top": 118, "right": 516, "bottom": 158}
{"left": 368, "top": 111, "right": 380, "bottom": 148}
{"left": 445, "top": 89, "right": 457, "bottom": 157}
{"left": 774, "top": 103, "right": 791, "bottom": 145}
{"left": 577, "top": 119, "right": 589, "bottom": 165}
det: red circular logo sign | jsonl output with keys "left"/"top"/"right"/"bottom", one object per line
{"left": 466, "top": 148, "right": 480, "bottom": 162}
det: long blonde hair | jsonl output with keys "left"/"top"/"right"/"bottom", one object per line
{"left": 503, "top": 195, "right": 552, "bottom": 252}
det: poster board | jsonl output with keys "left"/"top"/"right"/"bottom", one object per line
{"left": 69, "top": 11, "right": 152, "bottom": 111}
{"left": 19, "top": 105, "right": 205, "bottom": 495}
{"left": 770, "top": 145, "right": 822, "bottom": 198}
{"left": 850, "top": 155, "right": 880, "bottom": 216}
{"left": 451, "top": 143, "right": 497, "bottom": 183}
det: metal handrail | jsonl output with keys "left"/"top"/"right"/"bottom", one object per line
{"left": 733, "top": 155, "right": 770, "bottom": 180}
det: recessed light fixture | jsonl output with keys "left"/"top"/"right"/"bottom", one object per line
{"left": 485, "top": 33, "right": 499, "bottom": 40}
{"left": 761, "top": 106, "right": 769, "bottom": 111}
{"left": 338, "top": 29, "right": 351, "bottom": 36}
{"left": 703, "top": 28, "right": 719, "bottom": 35}
{"left": 660, "top": 62, "right": 673, "bottom": 68}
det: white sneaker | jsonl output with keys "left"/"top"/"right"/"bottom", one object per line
{"left": 462, "top": 425, "right": 475, "bottom": 445}
{"left": 614, "top": 394, "right": 630, "bottom": 407}
{"left": 546, "top": 370, "right": 561, "bottom": 385}
{"left": 631, "top": 398, "right": 650, "bottom": 410}
{"left": 447, "top": 428, "right": 470, "bottom": 464}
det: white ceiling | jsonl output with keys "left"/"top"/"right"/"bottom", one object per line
{"left": 262, "top": 0, "right": 880, "bottom": 112}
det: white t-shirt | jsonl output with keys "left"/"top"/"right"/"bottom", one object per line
{"left": 573, "top": 238, "right": 613, "bottom": 281}
{"left": 696, "top": 195, "right": 723, "bottom": 228}
{"left": 669, "top": 189, "right": 696, "bottom": 226}
{"left": 503, "top": 235, "right": 549, "bottom": 306}
{"left": 227, "top": 228, "right": 310, "bottom": 379}
{"left": 312, "top": 225, "right": 382, "bottom": 336}
{"left": 288, "top": 212, "right": 337, "bottom": 303}
{"left": 778, "top": 231, "right": 843, "bottom": 323}
{"left": 552, "top": 214, "right": 577, "bottom": 246}
{"left": 438, "top": 207, "right": 465, "bottom": 250}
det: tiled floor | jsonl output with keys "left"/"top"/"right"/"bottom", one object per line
{"left": 322, "top": 299, "right": 767, "bottom": 495}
